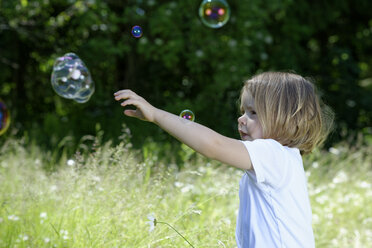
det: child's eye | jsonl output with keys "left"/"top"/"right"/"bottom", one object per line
{"left": 250, "top": 111, "right": 256, "bottom": 115}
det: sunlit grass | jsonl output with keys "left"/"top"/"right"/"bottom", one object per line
{"left": 0, "top": 137, "right": 371, "bottom": 247}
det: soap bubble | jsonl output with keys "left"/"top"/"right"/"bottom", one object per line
{"left": 199, "top": 0, "right": 230, "bottom": 28}
{"left": 51, "top": 53, "right": 94, "bottom": 103}
{"left": 180, "top": 109, "right": 195, "bottom": 122}
{"left": 131, "top": 25, "right": 143, "bottom": 38}
{"left": 0, "top": 99, "right": 10, "bottom": 136}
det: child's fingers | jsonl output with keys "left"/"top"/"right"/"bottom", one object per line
{"left": 124, "top": 109, "right": 138, "bottom": 117}
{"left": 114, "top": 91, "right": 131, "bottom": 101}
{"left": 120, "top": 99, "right": 139, "bottom": 108}
{"left": 114, "top": 89, "right": 131, "bottom": 96}
{"left": 114, "top": 89, "right": 140, "bottom": 101}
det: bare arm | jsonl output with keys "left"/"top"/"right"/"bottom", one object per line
{"left": 114, "top": 90, "right": 252, "bottom": 170}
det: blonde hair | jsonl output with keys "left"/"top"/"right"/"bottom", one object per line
{"left": 241, "top": 72, "right": 334, "bottom": 154}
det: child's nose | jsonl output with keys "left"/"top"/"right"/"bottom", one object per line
{"left": 238, "top": 115, "right": 247, "bottom": 125}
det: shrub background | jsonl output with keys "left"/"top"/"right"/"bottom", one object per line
{"left": 0, "top": 0, "right": 371, "bottom": 151}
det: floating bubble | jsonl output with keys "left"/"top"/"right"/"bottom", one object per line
{"left": 51, "top": 53, "right": 94, "bottom": 103}
{"left": 199, "top": 0, "right": 230, "bottom": 28}
{"left": 131, "top": 25, "right": 143, "bottom": 38}
{"left": 179, "top": 109, "right": 195, "bottom": 122}
{"left": 0, "top": 99, "right": 10, "bottom": 136}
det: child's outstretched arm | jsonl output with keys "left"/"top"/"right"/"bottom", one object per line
{"left": 114, "top": 90, "right": 252, "bottom": 170}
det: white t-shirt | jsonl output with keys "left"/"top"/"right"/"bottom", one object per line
{"left": 236, "top": 139, "right": 315, "bottom": 248}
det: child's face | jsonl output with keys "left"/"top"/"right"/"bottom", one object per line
{"left": 238, "top": 90, "right": 263, "bottom": 141}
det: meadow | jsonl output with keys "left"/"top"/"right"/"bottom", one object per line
{"left": 0, "top": 134, "right": 371, "bottom": 248}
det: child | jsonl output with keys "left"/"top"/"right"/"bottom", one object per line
{"left": 114, "top": 71, "right": 334, "bottom": 248}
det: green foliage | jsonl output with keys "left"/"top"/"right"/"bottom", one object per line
{"left": 0, "top": 0, "right": 371, "bottom": 149}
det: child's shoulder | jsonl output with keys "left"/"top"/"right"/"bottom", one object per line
{"left": 242, "top": 138, "right": 301, "bottom": 161}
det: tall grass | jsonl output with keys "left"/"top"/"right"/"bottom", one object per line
{"left": 0, "top": 136, "right": 371, "bottom": 247}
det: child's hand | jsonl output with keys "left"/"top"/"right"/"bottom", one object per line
{"left": 114, "top": 90, "right": 157, "bottom": 122}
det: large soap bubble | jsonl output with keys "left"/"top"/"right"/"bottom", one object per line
{"left": 199, "top": 0, "right": 230, "bottom": 29}
{"left": 0, "top": 99, "right": 10, "bottom": 136}
{"left": 51, "top": 53, "right": 94, "bottom": 103}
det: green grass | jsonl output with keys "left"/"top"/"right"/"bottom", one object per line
{"left": 0, "top": 137, "right": 371, "bottom": 247}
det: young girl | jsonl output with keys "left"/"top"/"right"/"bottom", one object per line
{"left": 114, "top": 71, "right": 333, "bottom": 248}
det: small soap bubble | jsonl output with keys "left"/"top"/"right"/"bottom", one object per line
{"left": 180, "top": 109, "right": 195, "bottom": 122}
{"left": 51, "top": 53, "right": 94, "bottom": 103}
{"left": 131, "top": 25, "right": 143, "bottom": 38}
{"left": 0, "top": 99, "right": 11, "bottom": 136}
{"left": 199, "top": 0, "right": 230, "bottom": 29}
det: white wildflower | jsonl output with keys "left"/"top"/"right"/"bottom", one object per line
{"left": 315, "top": 195, "right": 328, "bottom": 204}
{"left": 217, "top": 240, "right": 226, "bottom": 247}
{"left": 40, "top": 212, "right": 47, "bottom": 219}
{"left": 329, "top": 147, "right": 340, "bottom": 155}
{"left": 174, "top": 182, "right": 184, "bottom": 188}
{"left": 50, "top": 185, "right": 58, "bottom": 192}
{"left": 191, "top": 209, "right": 202, "bottom": 215}
{"left": 195, "top": 50, "right": 204, "bottom": 57}
{"left": 312, "top": 162, "right": 319, "bottom": 168}
{"left": 67, "top": 159, "right": 75, "bottom": 166}
{"left": 264, "top": 36, "right": 273, "bottom": 44}
{"left": 60, "top": 230, "right": 69, "bottom": 240}
{"left": 8, "top": 215, "right": 20, "bottom": 221}
{"left": 181, "top": 184, "right": 194, "bottom": 193}
{"left": 332, "top": 171, "right": 348, "bottom": 184}
{"left": 146, "top": 213, "right": 157, "bottom": 232}
{"left": 92, "top": 176, "right": 101, "bottom": 182}
{"left": 312, "top": 213, "right": 319, "bottom": 224}
{"left": 357, "top": 181, "right": 371, "bottom": 189}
